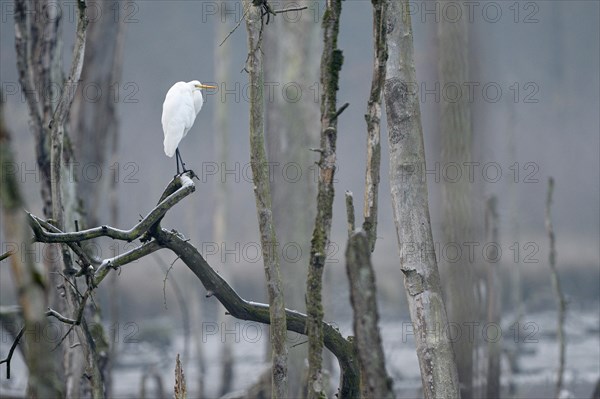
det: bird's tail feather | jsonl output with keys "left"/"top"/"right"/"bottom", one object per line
{"left": 163, "top": 124, "right": 185, "bottom": 157}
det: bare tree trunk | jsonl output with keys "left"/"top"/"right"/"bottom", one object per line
{"left": 437, "top": 1, "right": 476, "bottom": 396}
{"left": 263, "top": 1, "right": 320, "bottom": 395}
{"left": 14, "top": 1, "right": 105, "bottom": 396}
{"left": 243, "top": 2, "right": 288, "bottom": 397}
{"left": 306, "top": 1, "right": 344, "bottom": 397}
{"left": 69, "top": 2, "right": 125, "bottom": 395}
{"left": 485, "top": 197, "right": 501, "bottom": 399}
{"left": 546, "top": 177, "right": 567, "bottom": 398}
{"left": 1, "top": 95, "right": 63, "bottom": 398}
{"left": 346, "top": 231, "right": 395, "bottom": 399}
{"left": 383, "top": 0, "right": 461, "bottom": 397}
{"left": 214, "top": 7, "right": 234, "bottom": 394}
{"left": 363, "top": 0, "right": 387, "bottom": 252}
{"left": 71, "top": 0, "right": 125, "bottom": 228}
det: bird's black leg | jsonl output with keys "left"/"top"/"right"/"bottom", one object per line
{"left": 175, "top": 148, "right": 181, "bottom": 175}
{"left": 176, "top": 148, "right": 187, "bottom": 174}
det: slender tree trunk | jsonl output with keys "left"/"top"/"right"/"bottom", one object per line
{"left": 437, "top": 1, "right": 476, "bottom": 396}
{"left": 383, "top": 0, "right": 461, "bottom": 397}
{"left": 263, "top": 1, "right": 320, "bottom": 394}
{"left": 363, "top": 0, "right": 387, "bottom": 252}
{"left": 306, "top": 0, "right": 343, "bottom": 397}
{"left": 214, "top": 6, "right": 235, "bottom": 395}
{"left": 546, "top": 177, "right": 567, "bottom": 398}
{"left": 69, "top": 2, "right": 125, "bottom": 395}
{"left": 485, "top": 197, "right": 501, "bottom": 398}
{"left": 243, "top": 2, "right": 288, "bottom": 397}
{"left": 71, "top": 0, "right": 125, "bottom": 228}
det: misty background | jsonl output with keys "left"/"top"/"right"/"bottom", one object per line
{"left": 1, "top": 0, "right": 598, "bottom": 397}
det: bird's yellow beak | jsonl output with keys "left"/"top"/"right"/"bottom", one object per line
{"left": 196, "top": 83, "right": 217, "bottom": 89}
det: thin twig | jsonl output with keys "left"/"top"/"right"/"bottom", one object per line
{"left": 290, "top": 340, "right": 308, "bottom": 348}
{"left": 48, "top": 288, "right": 92, "bottom": 352}
{"left": 219, "top": 8, "right": 250, "bottom": 47}
{"left": 0, "top": 251, "right": 13, "bottom": 262}
{"left": 273, "top": 6, "right": 308, "bottom": 14}
{"left": 0, "top": 326, "right": 24, "bottom": 379}
{"left": 46, "top": 308, "right": 78, "bottom": 325}
{"left": 161, "top": 257, "right": 177, "bottom": 309}
{"left": 546, "top": 177, "right": 566, "bottom": 398}
{"left": 332, "top": 102, "right": 350, "bottom": 121}
{"left": 156, "top": 254, "right": 191, "bottom": 366}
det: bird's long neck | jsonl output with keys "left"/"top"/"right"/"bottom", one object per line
{"left": 193, "top": 91, "right": 204, "bottom": 115}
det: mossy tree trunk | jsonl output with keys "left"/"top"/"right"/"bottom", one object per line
{"left": 306, "top": 0, "right": 344, "bottom": 397}
{"left": 243, "top": 2, "right": 289, "bottom": 397}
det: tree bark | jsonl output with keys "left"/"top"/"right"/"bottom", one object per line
{"left": 306, "top": 1, "right": 344, "bottom": 397}
{"left": 383, "top": 0, "right": 461, "bottom": 397}
{"left": 346, "top": 231, "right": 395, "bottom": 399}
{"left": 363, "top": 0, "right": 387, "bottom": 252}
{"left": 243, "top": 2, "right": 288, "bottom": 397}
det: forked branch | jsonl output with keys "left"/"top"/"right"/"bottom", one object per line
{"left": 27, "top": 172, "right": 359, "bottom": 397}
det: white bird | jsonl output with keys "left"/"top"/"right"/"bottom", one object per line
{"left": 161, "top": 80, "right": 216, "bottom": 174}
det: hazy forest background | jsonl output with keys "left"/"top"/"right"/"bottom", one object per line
{"left": 0, "top": 0, "right": 598, "bottom": 398}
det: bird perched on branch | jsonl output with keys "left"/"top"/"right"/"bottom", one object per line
{"left": 161, "top": 80, "right": 216, "bottom": 175}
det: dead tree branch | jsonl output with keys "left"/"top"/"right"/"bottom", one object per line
{"left": 346, "top": 231, "right": 394, "bottom": 399}
{"left": 0, "top": 251, "right": 13, "bottom": 262}
{"left": 27, "top": 173, "right": 195, "bottom": 244}
{"left": 362, "top": 0, "right": 387, "bottom": 252}
{"left": 25, "top": 172, "right": 359, "bottom": 397}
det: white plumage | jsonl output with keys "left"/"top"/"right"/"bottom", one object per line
{"left": 161, "top": 80, "right": 216, "bottom": 173}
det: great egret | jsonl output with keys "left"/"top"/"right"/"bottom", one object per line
{"left": 161, "top": 80, "right": 216, "bottom": 174}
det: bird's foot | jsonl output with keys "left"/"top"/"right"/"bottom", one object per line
{"left": 174, "top": 169, "right": 197, "bottom": 179}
